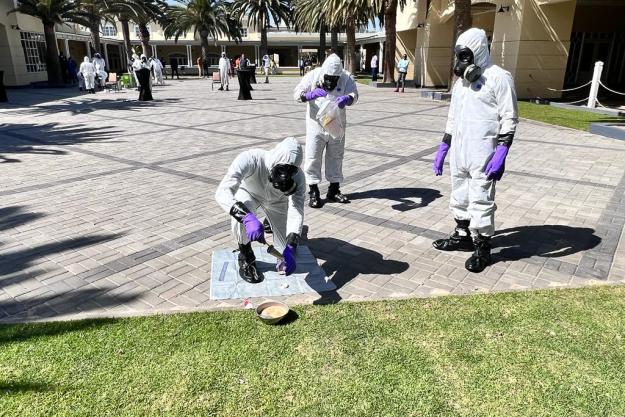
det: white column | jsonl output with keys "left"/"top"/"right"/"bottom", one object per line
{"left": 86, "top": 41, "right": 92, "bottom": 58}
{"left": 64, "top": 39, "right": 70, "bottom": 56}
{"left": 255, "top": 45, "right": 259, "bottom": 65}
{"left": 152, "top": 44, "right": 157, "bottom": 58}
{"left": 378, "top": 41, "right": 384, "bottom": 75}
{"left": 186, "top": 45, "right": 192, "bottom": 67}
{"left": 298, "top": 45, "right": 302, "bottom": 64}
{"left": 587, "top": 61, "right": 603, "bottom": 109}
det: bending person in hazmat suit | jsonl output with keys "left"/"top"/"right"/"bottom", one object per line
{"left": 294, "top": 53, "right": 358, "bottom": 208}
{"left": 432, "top": 28, "right": 518, "bottom": 273}
{"left": 215, "top": 137, "right": 305, "bottom": 283}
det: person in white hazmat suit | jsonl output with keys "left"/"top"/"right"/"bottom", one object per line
{"left": 150, "top": 57, "right": 164, "bottom": 85}
{"left": 131, "top": 53, "right": 141, "bottom": 88}
{"left": 92, "top": 53, "right": 107, "bottom": 88}
{"left": 293, "top": 53, "right": 358, "bottom": 208}
{"left": 79, "top": 56, "right": 96, "bottom": 94}
{"left": 218, "top": 52, "right": 230, "bottom": 91}
{"left": 432, "top": 28, "right": 518, "bottom": 273}
{"left": 215, "top": 137, "right": 305, "bottom": 283}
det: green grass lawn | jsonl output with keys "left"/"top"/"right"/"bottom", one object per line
{"left": 3, "top": 286, "right": 625, "bottom": 416}
{"left": 518, "top": 101, "right": 623, "bottom": 131}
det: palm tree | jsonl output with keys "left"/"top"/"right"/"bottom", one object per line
{"left": 292, "top": 0, "right": 326, "bottom": 62}
{"left": 233, "top": 0, "right": 291, "bottom": 60}
{"left": 134, "top": 1, "right": 167, "bottom": 57}
{"left": 9, "top": 0, "right": 82, "bottom": 86}
{"left": 325, "top": 0, "right": 376, "bottom": 73}
{"left": 376, "top": 0, "right": 407, "bottom": 83}
{"left": 164, "top": 0, "right": 242, "bottom": 61}
{"left": 71, "top": 0, "right": 145, "bottom": 54}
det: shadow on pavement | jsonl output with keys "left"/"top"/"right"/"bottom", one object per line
{"left": 347, "top": 187, "right": 443, "bottom": 211}
{"left": 492, "top": 225, "right": 601, "bottom": 262}
{"left": 304, "top": 232, "right": 409, "bottom": 304}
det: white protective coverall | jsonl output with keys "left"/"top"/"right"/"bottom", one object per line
{"left": 215, "top": 137, "right": 306, "bottom": 252}
{"left": 293, "top": 54, "right": 359, "bottom": 185}
{"left": 79, "top": 57, "right": 96, "bottom": 90}
{"left": 93, "top": 56, "right": 107, "bottom": 87}
{"left": 446, "top": 28, "right": 518, "bottom": 237}
{"left": 218, "top": 56, "right": 230, "bottom": 88}
{"left": 131, "top": 53, "right": 140, "bottom": 86}
{"left": 151, "top": 58, "right": 164, "bottom": 85}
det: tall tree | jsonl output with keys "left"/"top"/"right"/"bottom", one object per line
{"left": 330, "top": 26, "right": 338, "bottom": 52}
{"left": 9, "top": 0, "right": 82, "bottom": 86}
{"left": 376, "top": 0, "right": 407, "bottom": 83}
{"left": 292, "top": 0, "right": 326, "bottom": 62}
{"left": 449, "top": 0, "right": 471, "bottom": 89}
{"left": 165, "top": 0, "right": 242, "bottom": 61}
{"left": 233, "top": 0, "right": 291, "bottom": 60}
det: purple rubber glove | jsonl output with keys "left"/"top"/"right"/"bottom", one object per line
{"left": 303, "top": 88, "right": 327, "bottom": 101}
{"left": 336, "top": 95, "right": 353, "bottom": 109}
{"left": 277, "top": 245, "right": 296, "bottom": 276}
{"left": 242, "top": 213, "right": 265, "bottom": 243}
{"left": 485, "top": 145, "right": 509, "bottom": 181}
{"left": 432, "top": 142, "right": 450, "bottom": 176}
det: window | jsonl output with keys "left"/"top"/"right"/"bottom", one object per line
{"left": 135, "top": 25, "right": 150, "bottom": 38}
{"left": 102, "top": 23, "right": 117, "bottom": 37}
{"left": 20, "top": 32, "right": 47, "bottom": 72}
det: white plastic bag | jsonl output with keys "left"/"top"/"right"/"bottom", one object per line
{"left": 315, "top": 98, "right": 345, "bottom": 139}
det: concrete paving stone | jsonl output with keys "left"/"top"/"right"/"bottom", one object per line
{"left": 3, "top": 79, "right": 625, "bottom": 321}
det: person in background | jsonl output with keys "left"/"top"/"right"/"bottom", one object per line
{"left": 79, "top": 56, "right": 96, "bottom": 94}
{"left": 262, "top": 54, "right": 271, "bottom": 83}
{"left": 59, "top": 52, "right": 69, "bottom": 83}
{"left": 299, "top": 57, "right": 305, "bottom": 76}
{"left": 202, "top": 55, "right": 209, "bottom": 79}
{"left": 218, "top": 52, "right": 230, "bottom": 91}
{"left": 67, "top": 56, "right": 78, "bottom": 85}
{"left": 93, "top": 53, "right": 107, "bottom": 88}
{"left": 197, "top": 56, "right": 203, "bottom": 78}
{"left": 170, "top": 57, "right": 180, "bottom": 79}
{"left": 370, "top": 53, "right": 378, "bottom": 81}
{"left": 395, "top": 53, "right": 409, "bottom": 93}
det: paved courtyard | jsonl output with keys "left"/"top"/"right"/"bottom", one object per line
{"left": 1, "top": 77, "right": 625, "bottom": 323}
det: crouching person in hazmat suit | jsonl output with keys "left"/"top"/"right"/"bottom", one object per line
{"left": 294, "top": 53, "right": 358, "bottom": 208}
{"left": 432, "top": 28, "right": 518, "bottom": 273}
{"left": 215, "top": 137, "right": 305, "bottom": 283}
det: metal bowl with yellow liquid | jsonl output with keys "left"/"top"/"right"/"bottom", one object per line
{"left": 256, "top": 301, "right": 290, "bottom": 325}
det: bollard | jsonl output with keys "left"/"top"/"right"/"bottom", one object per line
{"left": 587, "top": 61, "right": 603, "bottom": 109}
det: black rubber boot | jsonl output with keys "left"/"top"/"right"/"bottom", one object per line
{"left": 226, "top": 86, "right": 229, "bottom": 91}
{"left": 465, "top": 234, "right": 492, "bottom": 273}
{"left": 238, "top": 243, "right": 261, "bottom": 283}
{"left": 326, "top": 183, "right": 349, "bottom": 203}
{"left": 432, "top": 219, "right": 473, "bottom": 251}
{"left": 263, "top": 218, "right": 273, "bottom": 234}
{"left": 309, "top": 184, "right": 322, "bottom": 208}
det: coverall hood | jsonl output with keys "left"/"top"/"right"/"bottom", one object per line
{"left": 83, "top": 56, "right": 90, "bottom": 63}
{"left": 456, "top": 28, "right": 491, "bottom": 69}
{"left": 265, "top": 137, "right": 303, "bottom": 170}
{"left": 321, "top": 54, "right": 343, "bottom": 77}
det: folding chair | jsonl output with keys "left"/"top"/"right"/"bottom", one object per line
{"left": 211, "top": 71, "right": 221, "bottom": 90}
{"left": 105, "top": 73, "right": 120, "bottom": 92}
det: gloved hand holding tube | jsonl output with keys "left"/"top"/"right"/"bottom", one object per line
{"left": 276, "top": 245, "right": 296, "bottom": 276}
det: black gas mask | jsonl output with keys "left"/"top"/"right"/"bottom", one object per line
{"left": 453, "top": 46, "right": 482, "bottom": 83}
{"left": 322, "top": 74, "right": 340, "bottom": 91}
{"left": 269, "top": 164, "right": 298, "bottom": 196}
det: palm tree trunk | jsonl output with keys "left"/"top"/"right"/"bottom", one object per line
{"left": 43, "top": 22, "right": 63, "bottom": 86}
{"left": 318, "top": 24, "right": 326, "bottom": 62}
{"left": 331, "top": 27, "right": 338, "bottom": 52}
{"left": 200, "top": 35, "right": 210, "bottom": 61}
{"left": 260, "top": 25, "right": 268, "bottom": 59}
{"left": 139, "top": 23, "right": 151, "bottom": 57}
{"left": 449, "top": 0, "right": 471, "bottom": 90}
{"left": 89, "top": 21, "right": 102, "bottom": 55}
{"left": 383, "top": 0, "right": 398, "bottom": 83}
{"left": 120, "top": 18, "right": 133, "bottom": 66}
{"left": 345, "top": 16, "right": 356, "bottom": 73}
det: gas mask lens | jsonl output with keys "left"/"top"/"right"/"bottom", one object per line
{"left": 322, "top": 75, "right": 340, "bottom": 91}
{"left": 269, "top": 164, "right": 298, "bottom": 196}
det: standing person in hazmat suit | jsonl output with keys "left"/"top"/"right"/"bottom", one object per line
{"left": 93, "top": 53, "right": 107, "bottom": 88}
{"left": 218, "top": 52, "right": 230, "bottom": 91}
{"left": 150, "top": 57, "right": 164, "bottom": 85}
{"left": 79, "top": 56, "right": 96, "bottom": 94}
{"left": 215, "top": 137, "right": 305, "bottom": 283}
{"left": 293, "top": 53, "right": 359, "bottom": 208}
{"left": 432, "top": 28, "right": 518, "bottom": 273}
